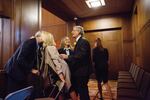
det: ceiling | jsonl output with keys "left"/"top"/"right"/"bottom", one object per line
{"left": 42, "top": 0, "right": 135, "bottom": 21}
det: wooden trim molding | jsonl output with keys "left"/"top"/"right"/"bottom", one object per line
{"left": 136, "top": 19, "right": 150, "bottom": 37}
{"left": 84, "top": 27, "right": 121, "bottom": 33}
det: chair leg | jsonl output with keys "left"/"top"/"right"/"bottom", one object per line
{"left": 93, "top": 91, "right": 99, "bottom": 100}
{"left": 49, "top": 85, "right": 57, "bottom": 97}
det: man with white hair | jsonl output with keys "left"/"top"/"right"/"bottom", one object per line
{"left": 60, "top": 26, "right": 92, "bottom": 100}
{"left": 4, "top": 31, "right": 47, "bottom": 98}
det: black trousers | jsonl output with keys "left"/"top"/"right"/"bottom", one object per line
{"left": 72, "top": 76, "right": 90, "bottom": 100}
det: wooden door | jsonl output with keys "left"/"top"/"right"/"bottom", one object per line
{"left": 85, "top": 30, "right": 123, "bottom": 79}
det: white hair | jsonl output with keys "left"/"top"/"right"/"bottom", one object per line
{"left": 74, "top": 26, "right": 84, "bottom": 36}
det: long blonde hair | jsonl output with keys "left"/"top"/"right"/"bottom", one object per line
{"left": 60, "top": 36, "right": 70, "bottom": 48}
{"left": 36, "top": 31, "right": 56, "bottom": 47}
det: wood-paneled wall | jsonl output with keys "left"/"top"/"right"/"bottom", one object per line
{"left": 0, "top": 0, "right": 13, "bottom": 18}
{"left": 0, "top": 18, "right": 13, "bottom": 70}
{"left": 0, "top": 0, "right": 14, "bottom": 69}
{"left": 14, "top": 0, "right": 41, "bottom": 43}
{"left": 0, "top": 0, "right": 41, "bottom": 69}
{"left": 80, "top": 14, "right": 133, "bottom": 79}
{"left": 41, "top": 8, "right": 68, "bottom": 48}
{"left": 132, "top": 0, "right": 150, "bottom": 72}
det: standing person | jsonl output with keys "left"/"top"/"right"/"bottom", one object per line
{"left": 60, "top": 26, "right": 92, "bottom": 100}
{"left": 39, "top": 31, "right": 77, "bottom": 100}
{"left": 58, "top": 36, "right": 74, "bottom": 73}
{"left": 92, "top": 38, "right": 112, "bottom": 100}
{"left": 4, "top": 31, "right": 47, "bottom": 98}
{"left": 58, "top": 36, "right": 73, "bottom": 56}
{"left": 58, "top": 36, "right": 77, "bottom": 99}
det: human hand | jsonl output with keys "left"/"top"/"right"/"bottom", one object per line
{"left": 60, "top": 54, "right": 68, "bottom": 59}
{"left": 59, "top": 73, "right": 66, "bottom": 82}
{"left": 31, "top": 69, "right": 39, "bottom": 75}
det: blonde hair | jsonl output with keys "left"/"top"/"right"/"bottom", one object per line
{"left": 60, "top": 36, "right": 69, "bottom": 48}
{"left": 35, "top": 31, "right": 56, "bottom": 47}
{"left": 60, "top": 36, "right": 73, "bottom": 49}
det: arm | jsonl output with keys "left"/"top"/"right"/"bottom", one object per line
{"left": 68, "top": 40, "right": 90, "bottom": 63}
{"left": 105, "top": 49, "right": 109, "bottom": 62}
{"left": 92, "top": 49, "right": 96, "bottom": 62}
{"left": 16, "top": 39, "right": 36, "bottom": 71}
{"left": 45, "top": 46, "right": 65, "bottom": 81}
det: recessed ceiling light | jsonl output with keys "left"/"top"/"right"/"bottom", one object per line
{"left": 85, "top": 0, "right": 105, "bottom": 8}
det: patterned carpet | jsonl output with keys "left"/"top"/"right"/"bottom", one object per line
{"left": 88, "top": 79, "right": 117, "bottom": 100}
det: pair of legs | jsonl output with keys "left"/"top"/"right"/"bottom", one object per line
{"left": 72, "top": 76, "right": 90, "bottom": 100}
{"left": 97, "top": 81, "right": 112, "bottom": 99}
{"left": 58, "top": 89, "right": 77, "bottom": 100}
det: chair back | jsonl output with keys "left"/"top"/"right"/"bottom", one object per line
{"left": 5, "top": 86, "right": 33, "bottom": 100}
{"left": 0, "top": 70, "right": 7, "bottom": 98}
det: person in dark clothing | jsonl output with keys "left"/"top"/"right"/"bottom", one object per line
{"left": 60, "top": 26, "right": 92, "bottom": 100}
{"left": 92, "top": 38, "right": 112, "bottom": 100}
{"left": 4, "top": 31, "right": 47, "bottom": 99}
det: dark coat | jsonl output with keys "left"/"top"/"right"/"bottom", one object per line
{"left": 68, "top": 37, "right": 92, "bottom": 77}
{"left": 4, "top": 38, "right": 38, "bottom": 82}
{"left": 93, "top": 47, "right": 109, "bottom": 69}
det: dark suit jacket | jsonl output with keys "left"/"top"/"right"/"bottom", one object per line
{"left": 4, "top": 38, "right": 38, "bottom": 82}
{"left": 93, "top": 47, "right": 109, "bottom": 69}
{"left": 68, "top": 37, "right": 92, "bottom": 77}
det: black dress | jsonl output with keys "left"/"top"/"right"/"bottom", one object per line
{"left": 92, "top": 47, "right": 109, "bottom": 83}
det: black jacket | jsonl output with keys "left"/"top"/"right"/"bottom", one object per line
{"left": 93, "top": 47, "right": 109, "bottom": 68}
{"left": 68, "top": 37, "right": 92, "bottom": 77}
{"left": 4, "top": 38, "right": 38, "bottom": 81}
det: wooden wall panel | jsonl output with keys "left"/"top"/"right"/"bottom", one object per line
{"left": 82, "top": 16, "right": 122, "bottom": 31}
{"left": 20, "top": 0, "right": 41, "bottom": 41}
{"left": 42, "top": 8, "right": 66, "bottom": 27}
{"left": 0, "top": 0, "right": 41, "bottom": 69}
{"left": 13, "top": 0, "right": 22, "bottom": 47}
{"left": 42, "top": 8, "right": 67, "bottom": 48}
{"left": 0, "top": 19, "right": 2, "bottom": 68}
{"left": 1, "top": 19, "right": 13, "bottom": 67}
{"left": 42, "top": 24, "right": 67, "bottom": 48}
{"left": 0, "top": 1, "right": 2, "bottom": 12}
{"left": 142, "top": 27, "right": 150, "bottom": 72}
{"left": 0, "top": 18, "right": 13, "bottom": 69}
{"left": 132, "top": 0, "right": 150, "bottom": 72}
{"left": 13, "top": 0, "right": 41, "bottom": 44}
{"left": 0, "top": 0, "right": 13, "bottom": 18}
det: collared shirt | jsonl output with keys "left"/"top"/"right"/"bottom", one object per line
{"left": 64, "top": 48, "right": 70, "bottom": 55}
{"left": 76, "top": 35, "right": 81, "bottom": 42}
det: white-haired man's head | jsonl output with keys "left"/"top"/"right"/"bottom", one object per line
{"left": 71, "top": 26, "right": 84, "bottom": 38}
{"left": 35, "top": 31, "right": 56, "bottom": 46}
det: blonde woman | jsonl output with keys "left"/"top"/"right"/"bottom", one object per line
{"left": 59, "top": 36, "right": 73, "bottom": 53}
{"left": 58, "top": 36, "right": 74, "bottom": 73}
{"left": 39, "top": 31, "right": 77, "bottom": 100}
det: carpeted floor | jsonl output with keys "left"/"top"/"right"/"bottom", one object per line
{"left": 88, "top": 79, "right": 117, "bottom": 100}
